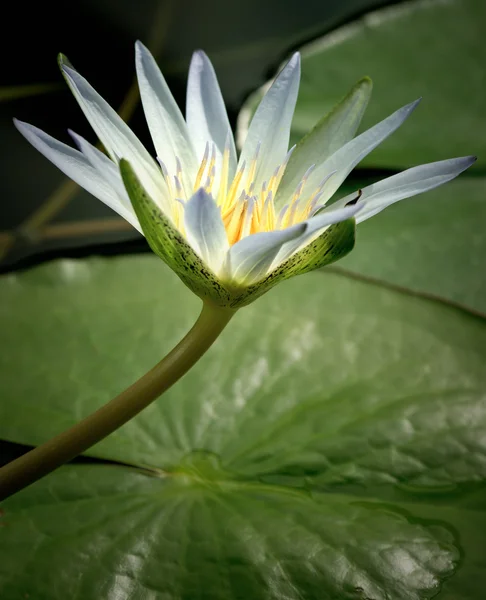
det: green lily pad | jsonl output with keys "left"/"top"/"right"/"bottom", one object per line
{"left": 0, "top": 464, "right": 459, "bottom": 600}
{"left": 238, "top": 0, "right": 486, "bottom": 169}
{"left": 336, "top": 175, "right": 486, "bottom": 316}
{"left": 1, "top": 255, "right": 485, "bottom": 597}
{"left": 390, "top": 486, "right": 486, "bottom": 600}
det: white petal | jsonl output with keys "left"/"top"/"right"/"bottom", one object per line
{"left": 68, "top": 131, "right": 130, "bottom": 206}
{"left": 295, "top": 99, "right": 421, "bottom": 207}
{"left": 184, "top": 188, "right": 229, "bottom": 273}
{"left": 336, "top": 156, "right": 477, "bottom": 223}
{"left": 238, "top": 53, "right": 301, "bottom": 191}
{"left": 225, "top": 223, "right": 306, "bottom": 285}
{"left": 272, "top": 203, "right": 360, "bottom": 267}
{"left": 305, "top": 203, "right": 361, "bottom": 236}
{"left": 59, "top": 55, "right": 168, "bottom": 214}
{"left": 135, "top": 41, "right": 197, "bottom": 192}
{"left": 186, "top": 50, "right": 237, "bottom": 185}
{"left": 14, "top": 119, "right": 142, "bottom": 232}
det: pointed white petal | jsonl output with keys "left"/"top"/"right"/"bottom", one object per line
{"left": 14, "top": 119, "right": 142, "bottom": 232}
{"left": 59, "top": 55, "right": 167, "bottom": 213}
{"left": 68, "top": 130, "right": 130, "bottom": 205}
{"left": 135, "top": 41, "right": 197, "bottom": 191}
{"left": 335, "top": 156, "right": 476, "bottom": 223}
{"left": 238, "top": 53, "right": 301, "bottom": 190}
{"left": 272, "top": 203, "right": 359, "bottom": 266}
{"left": 184, "top": 188, "right": 229, "bottom": 273}
{"left": 186, "top": 50, "right": 237, "bottom": 185}
{"left": 294, "top": 99, "right": 421, "bottom": 207}
{"left": 225, "top": 222, "right": 306, "bottom": 285}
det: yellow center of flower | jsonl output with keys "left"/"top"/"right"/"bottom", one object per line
{"left": 160, "top": 143, "right": 326, "bottom": 245}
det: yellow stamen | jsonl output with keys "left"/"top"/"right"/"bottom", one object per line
{"left": 224, "top": 193, "right": 246, "bottom": 245}
{"left": 266, "top": 165, "right": 281, "bottom": 197}
{"left": 193, "top": 143, "right": 209, "bottom": 192}
{"left": 171, "top": 137, "right": 314, "bottom": 246}
{"left": 262, "top": 192, "right": 275, "bottom": 231}
{"left": 159, "top": 160, "right": 175, "bottom": 201}
{"left": 281, "top": 163, "right": 316, "bottom": 226}
{"left": 268, "top": 146, "right": 295, "bottom": 199}
{"left": 217, "top": 144, "right": 230, "bottom": 207}
{"left": 240, "top": 197, "right": 256, "bottom": 239}
{"left": 250, "top": 200, "right": 262, "bottom": 236}
{"left": 276, "top": 204, "right": 289, "bottom": 229}
{"left": 204, "top": 145, "right": 217, "bottom": 193}
{"left": 286, "top": 201, "right": 300, "bottom": 227}
{"left": 296, "top": 170, "right": 334, "bottom": 221}
{"left": 173, "top": 200, "right": 185, "bottom": 230}
{"left": 224, "top": 161, "right": 246, "bottom": 213}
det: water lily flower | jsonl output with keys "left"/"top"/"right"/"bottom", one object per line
{"left": 14, "top": 42, "right": 475, "bottom": 308}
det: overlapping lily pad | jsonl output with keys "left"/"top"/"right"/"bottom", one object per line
{"left": 0, "top": 464, "right": 460, "bottom": 600}
{"left": 239, "top": 0, "right": 486, "bottom": 169}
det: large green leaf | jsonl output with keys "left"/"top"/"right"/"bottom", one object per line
{"left": 0, "top": 465, "right": 460, "bottom": 600}
{"left": 238, "top": 0, "right": 486, "bottom": 169}
{"left": 1, "top": 255, "right": 485, "bottom": 597}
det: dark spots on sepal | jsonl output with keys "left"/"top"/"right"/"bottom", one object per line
{"left": 228, "top": 219, "right": 356, "bottom": 308}
{"left": 120, "top": 160, "right": 232, "bottom": 306}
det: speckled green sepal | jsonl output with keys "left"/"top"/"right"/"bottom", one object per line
{"left": 120, "top": 160, "right": 232, "bottom": 306}
{"left": 228, "top": 219, "right": 356, "bottom": 308}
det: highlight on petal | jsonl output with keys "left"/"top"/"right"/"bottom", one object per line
{"left": 14, "top": 119, "right": 141, "bottom": 232}
{"left": 224, "top": 223, "right": 307, "bottom": 286}
{"left": 291, "top": 98, "right": 422, "bottom": 209}
{"left": 186, "top": 51, "right": 237, "bottom": 186}
{"left": 238, "top": 53, "right": 301, "bottom": 191}
{"left": 276, "top": 77, "right": 373, "bottom": 207}
{"left": 135, "top": 41, "right": 197, "bottom": 193}
{"left": 335, "top": 156, "right": 477, "bottom": 223}
{"left": 184, "top": 188, "right": 230, "bottom": 273}
{"left": 58, "top": 53, "right": 168, "bottom": 213}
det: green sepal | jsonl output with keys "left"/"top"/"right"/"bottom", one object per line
{"left": 274, "top": 76, "right": 372, "bottom": 207}
{"left": 228, "top": 218, "right": 356, "bottom": 307}
{"left": 120, "top": 160, "right": 232, "bottom": 306}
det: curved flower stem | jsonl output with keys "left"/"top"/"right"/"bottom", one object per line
{"left": 0, "top": 301, "right": 235, "bottom": 501}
